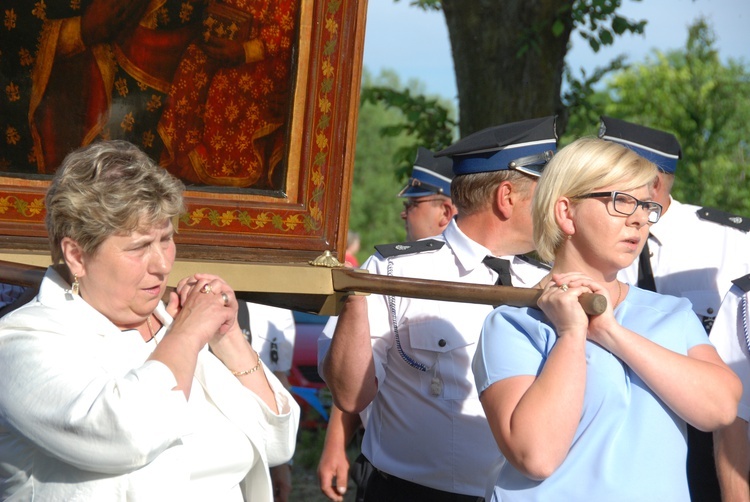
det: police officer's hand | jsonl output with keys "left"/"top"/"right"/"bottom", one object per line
{"left": 317, "top": 445, "right": 349, "bottom": 501}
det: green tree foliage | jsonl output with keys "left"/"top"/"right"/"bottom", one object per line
{"left": 348, "top": 69, "right": 457, "bottom": 259}
{"left": 567, "top": 19, "right": 750, "bottom": 214}
{"left": 360, "top": 86, "right": 456, "bottom": 180}
{"left": 568, "top": 0, "right": 646, "bottom": 53}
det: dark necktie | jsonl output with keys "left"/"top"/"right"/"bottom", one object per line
{"left": 637, "top": 240, "right": 656, "bottom": 292}
{"left": 483, "top": 256, "right": 512, "bottom": 286}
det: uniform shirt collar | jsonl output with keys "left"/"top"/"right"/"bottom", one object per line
{"left": 443, "top": 218, "right": 494, "bottom": 275}
{"left": 648, "top": 195, "right": 680, "bottom": 246}
{"left": 444, "top": 217, "right": 522, "bottom": 272}
{"left": 443, "top": 218, "right": 549, "bottom": 287}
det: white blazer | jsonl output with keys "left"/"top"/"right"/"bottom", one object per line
{"left": 0, "top": 267, "right": 300, "bottom": 501}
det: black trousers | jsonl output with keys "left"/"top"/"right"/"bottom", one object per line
{"left": 687, "top": 426, "right": 721, "bottom": 501}
{"left": 365, "top": 467, "right": 484, "bottom": 502}
{"left": 350, "top": 453, "right": 376, "bottom": 502}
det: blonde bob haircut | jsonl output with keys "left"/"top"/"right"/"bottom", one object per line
{"left": 45, "top": 140, "right": 185, "bottom": 264}
{"left": 533, "top": 137, "right": 658, "bottom": 262}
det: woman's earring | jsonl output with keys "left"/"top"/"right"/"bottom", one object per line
{"left": 71, "top": 275, "right": 80, "bottom": 296}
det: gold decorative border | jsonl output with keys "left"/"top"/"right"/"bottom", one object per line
{"left": 0, "top": 194, "right": 45, "bottom": 222}
{"left": 178, "top": 0, "right": 344, "bottom": 237}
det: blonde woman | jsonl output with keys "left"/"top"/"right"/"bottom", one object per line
{"left": 473, "top": 138, "right": 740, "bottom": 501}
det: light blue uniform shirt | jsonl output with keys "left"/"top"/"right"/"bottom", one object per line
{"left": 473, "top": 286, "right": 709, "bottom": 501}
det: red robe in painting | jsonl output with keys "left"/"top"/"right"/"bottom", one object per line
{"left": 158, "top": 0, "right": 298, "bottom": 189}
{"left": 29, "top": 0, "right": 204, "bottom": 173}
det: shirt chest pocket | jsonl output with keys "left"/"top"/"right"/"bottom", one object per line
{"left": 682, "top": 289, "right": 722, "bottom": 333}
{"left": 405, "top": 319, "right": 477, "bottom": 400}
{"left": 681, "top": 289, "right": 721, "bottom": 318}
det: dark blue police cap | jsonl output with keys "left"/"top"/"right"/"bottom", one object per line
{"left": 435, "top": 116, "right": 557, "bottom": 177}
{"left": 598, "top": 116, "right": 682, "bottom": 174}
{"left": 398, "top": 147, "right": 454, "bottom": 198}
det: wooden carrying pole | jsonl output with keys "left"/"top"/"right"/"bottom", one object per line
{"left": 0, "top": 259, "right": 607, "bottom": 316}
{"left": 1, "top": 260, "right": 46, "bottom": 289}
{"left": 332, "top": 268, "right": 606, "bottom": 315}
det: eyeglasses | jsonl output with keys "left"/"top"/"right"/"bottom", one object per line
{"left": 573, "top": 191, "right": 663, "bottom": 224}
{"left": 402, "top": 197, "right": 444, "bottom": 211}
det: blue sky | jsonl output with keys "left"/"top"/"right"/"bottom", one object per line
{"left": 363, "top": 0, "right": 750, "bottom": 102}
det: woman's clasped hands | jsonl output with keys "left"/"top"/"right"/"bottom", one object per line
{"left": 167, "top": 273, "right": 240, "bottom": 347}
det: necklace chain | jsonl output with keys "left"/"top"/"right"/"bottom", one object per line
{"left": 613, "top": 280, "right": 623, "bottom": 309}
{"left": 145, "top": 315, "right": 158, "bottom": 344}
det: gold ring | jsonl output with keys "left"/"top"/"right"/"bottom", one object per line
{"left": 221, "top": 292, "right": 229, "bottom": 307}
{"left": 560, "top": 284, "right": 569, "bottom": 292}
{"left": 200, "top": 284, "right": 212, "bottom": 294}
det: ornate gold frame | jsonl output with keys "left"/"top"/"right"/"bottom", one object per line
{"left": 0, "top": 0, "right": 366, "bottom": 266}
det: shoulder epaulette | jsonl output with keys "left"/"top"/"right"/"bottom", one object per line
{"left": 696, "top": 207, "right": 750, "bottom": 233}
{"left": 375, "top": 239, "right": 444, "bottom": 258}
{"left": 517, "top": 253, "right": 552, "bottom": 270}
{"left": 732, "top": 273, "right": 750, "bottom": 293}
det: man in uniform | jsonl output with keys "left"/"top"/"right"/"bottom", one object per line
{"left": 317, "top": 146, "right": 457, "bottom": 502}
{"left": 398, "top": 146, "right": 458, "bottom": 241}
{"left": 319, "top": 117, "right": 556, "bottom": 501}
{"left": 236, "top": 301, "right": 297, "bottom": 502}
{"left": 710, "top": 275, "right": 750, "bottom": 500}
{"left": 602, "top": 116, "right": 750, "bottom": 502}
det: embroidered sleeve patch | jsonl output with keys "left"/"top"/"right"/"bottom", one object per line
{"left": 697, "top": 207, "right": 750, "bottom": 232}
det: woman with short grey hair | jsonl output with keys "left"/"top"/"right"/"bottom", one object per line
{"left": 0, "top": 140, "right": 299, "bottom": 501}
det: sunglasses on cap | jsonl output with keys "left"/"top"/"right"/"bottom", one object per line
{"left": 397, "top": 178, "right": 446, "bottom": 197}
{"left": 507, "top": 150, "right": 555, "bottom": 177}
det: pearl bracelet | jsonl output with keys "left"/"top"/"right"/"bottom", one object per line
{"left": 231, "top": 353, "right": 262, "bottom": 377}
